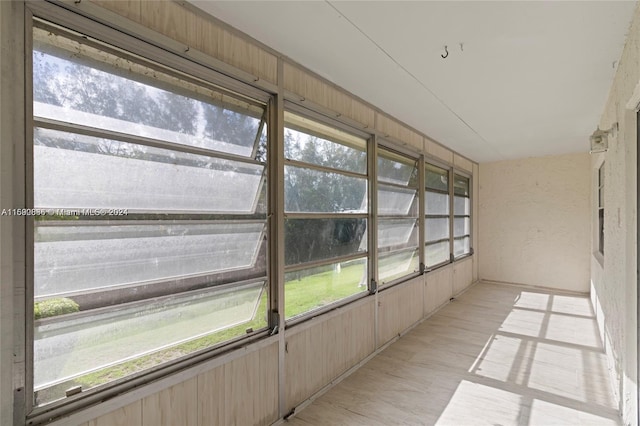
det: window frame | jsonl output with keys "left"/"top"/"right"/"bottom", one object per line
{"left": 424, "top": 159, "right": 453, "bottom": 270}
{"left": 423, "top": 159, "right": 474, "bottom": 272}
{"left": 23, "top": 5, "right": 276, "bottom": 422}
{"left": 375, "top": 142, "right": 421, "bottom": 288}
{"left": 282, "top": 103, "right": 372, "bottom": 325}
{"left": 452, "top": 170, "right": 473, "bottom": 260}
{"left": 598, "top": 162, "right": 605, "bottom": 256}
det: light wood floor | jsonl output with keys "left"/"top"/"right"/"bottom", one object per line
{"left": 285, "top": 281, "right": 620, "bottom": 426}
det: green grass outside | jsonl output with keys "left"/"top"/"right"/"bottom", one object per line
{"left": 37, "top": 261, "right": 366, "bottom": 405}
{"left": 284, "top": 260, "right": 366, "bottom": 319}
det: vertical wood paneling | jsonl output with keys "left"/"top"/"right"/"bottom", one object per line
{"left": 453, "top": 153, "right": 473, "bottom": 173}
{"left": 375, "top": 114, "right": 423, "bottom": 152}
{"left": 283, "top": 62, "right": 321, "bottom": 102}
{"left": 197, "top": 364, "right": 225, "bottom": 426}
{"left": 257, "top": 343, "right": 279, "bottom": 424}
{"left": 394, "top": 122, "right": 422, "bottom": 152}
{"left": 453, "top": 258, "right": 473, "bottom": 296}
{"left": 425, "top": 138, "right": 454, "bottom": 164}
{"left": 198, "top": 22, "right": 277, "bottom": 84}
{"left": 351, "top": 99, "right": 375, "bottom": 130}
{"left": 283, "top": 62, "right": 374, "bottom": 128}
{"left": 323, "top": 315, "right": 340, "bottom": 384}
{"left": 142, "top": 378, "right": 197, "bottom": 426}
{"left": 375, "top": 113, "right": 400, "bottom": 138}
{"left": 139, "top": 1, "right": 194, "bottom": 47}
{"left": 89, "top": 0, "right": 278, "bottom": 83}
{"left": 305, "top": 322, "right": 325, "bottom": 397}
{"left": 87, "top": 401, "right": 142, "bottom": 426}
{"left": 408, "top": 132, "right": 424, "bottom": 152}
{"left": 224, "top": 350, "right": 258, "bottom": 426}
{"left": 339, "top": 308, "right": 355, "bottom": 374}
{"left": 424, "top": 267, "right": 453, "bottom": 316}
{"left": 285, "top": 299, "right": 375, "bottom": 410}
{"left": 83, "top": 343, "right": 277, "bottom": 426}
{"left": 91, "top": 0, "right": 141, "bottom": 22}
{"left": 377, "top": 278, "right": 424, "bottom": 346}
{"left": 223, "top": 344, "right": 279, "bottom": 426}
{"left": 352, "top": 300, "right": 375, "bottom": 362}
{"left": 284, "top": 328, "right": 307, "bottom": 410}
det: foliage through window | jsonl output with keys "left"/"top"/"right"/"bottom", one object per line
{"left": 283, "top": 112, "right": 368, "bottom": 320}
{"left": 424, "top": 163, "right": 451, "bottom": 268}
{"left": 31, "top": 24, "right": 269, "bottom": 406}
{"left": 453, "top": 173, "right": 471, "bottom": 257}
{"left": 377, "top": 147, "right": 419, "bottom": 285}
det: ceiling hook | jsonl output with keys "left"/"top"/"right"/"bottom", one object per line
{"left": 441, "top": 45, "right": 449, "bottom": 59}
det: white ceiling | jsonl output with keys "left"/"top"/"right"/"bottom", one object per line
{"left": 191, "top": 1, "right": 636, "bottom": 163}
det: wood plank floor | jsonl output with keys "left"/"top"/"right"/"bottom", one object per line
{"left": 285, "top": 281, "right": 620, "bottom": 426}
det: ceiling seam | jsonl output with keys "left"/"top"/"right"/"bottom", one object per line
{"left": 325, "top": 0, "right": 505, "bottom": 160}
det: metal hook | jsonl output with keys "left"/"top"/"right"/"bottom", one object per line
{"left": 441, "top": 45, "right": 449, "bottom": 59}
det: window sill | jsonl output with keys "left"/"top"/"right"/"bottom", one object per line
{"left": 453, "top": 252, "right": 473, "bottom": 262}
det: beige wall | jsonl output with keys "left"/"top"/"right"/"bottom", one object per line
{"left": 479, "top": 153, "right": 591, "bottom": 292}
{"left": 590, "top": 5, "right": 639, "bottom": 425}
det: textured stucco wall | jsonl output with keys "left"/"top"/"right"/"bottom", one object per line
{"left": 591, "top": 4, "right": 639, "bottom": 424}
{"left": 479, "top": 153, "right": 591, "bottom": 292}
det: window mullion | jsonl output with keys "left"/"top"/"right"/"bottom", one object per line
{"left": 449, "top": 168, "right": 454, "bottom": 263}
{"left": 282, "top": 111, "right": 369, "bottom": 321}
{"left": 368, "top": 135, "right": 378, "bottom": 293}
{"left": 418, "top": 155, "right": 425, "bottom": 273}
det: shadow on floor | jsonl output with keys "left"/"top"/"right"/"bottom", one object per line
{"left": 286, "top": 282, "right": 620, "bottom": 426}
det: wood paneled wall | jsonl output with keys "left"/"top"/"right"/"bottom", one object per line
{"left": 283, "top": 63, "right": 375, "bottom": 129}
{"left": 83, "top": 402, "right": 142, "bottom": 426}
{"left": 284, "top": 299, "right": 375, "bottom": 409}
{"left": 77, "top": 343, "right": 279, "bottom": 426}
{"left": 91, "top": 0, "right": 278, "bottom": 84}
{"left": 38, "top": 2, "right": 479, "bottom": 425}
{"left": 425, "top": 137, "right": 454, "bottom": 164}
{"left": 377, "top": 277, "right": 424, "bottom": 346}
{"left": 453, "top": 258, "right": 474, "bottom": 296}
{"left": 424, "top": 267, "right": 453, "bottom": 316}
{"left": 454, "top": 153, "right": 473, "bottom": 173}
{"left": 374, "top": 113, "right": 423, "bottom": 152}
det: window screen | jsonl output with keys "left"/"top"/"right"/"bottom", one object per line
{"left": 377, "top": 147, "right": 419, "bottom": 285}
{"left": 32, "top": 25, "right": 269, "bottom": 405}
{"left": 283, "top": 111, "right": 368, "bottom": 320}
{"left": 425, "top": 163, "right": 450, "bottom": 268}
{"left": 453, "top": 173, "right": 471, "bottom": 258}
